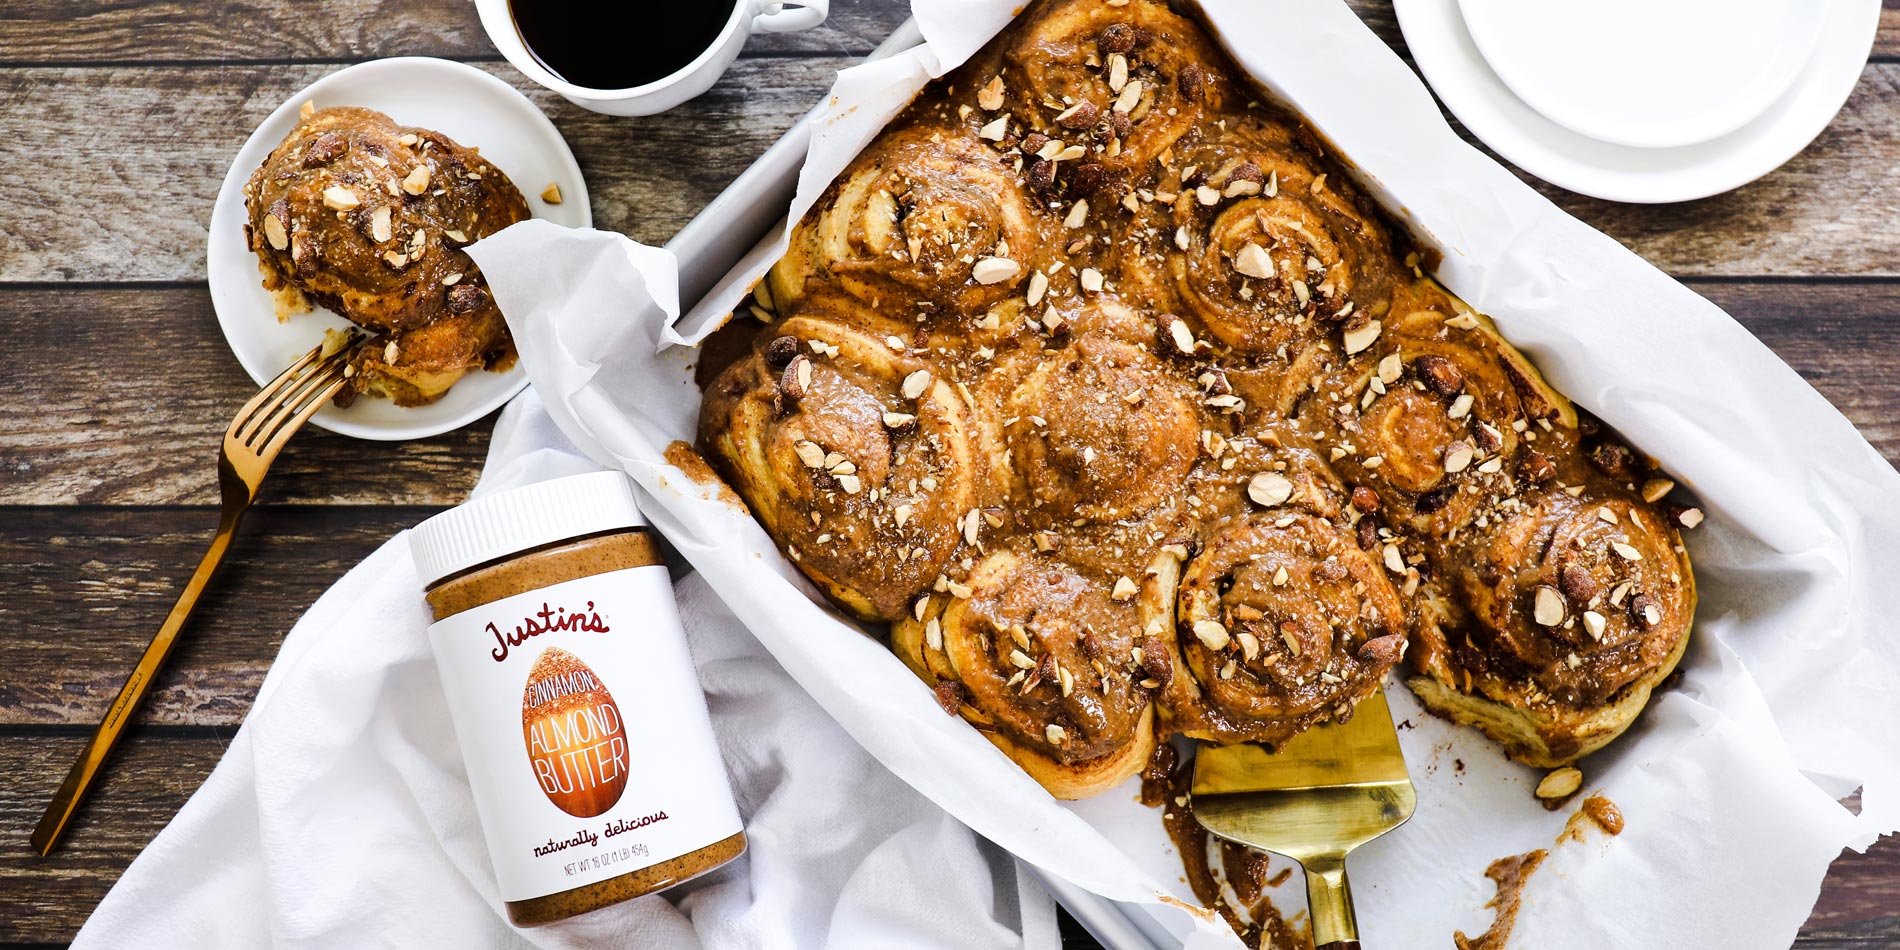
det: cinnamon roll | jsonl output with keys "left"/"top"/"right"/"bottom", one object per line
{"left": 894, "top": 549, "right": 1158, "bottom": 799}
{"left": 998, "top": 0, "right": 1233, "bottom": 180}
{"left": 769, "top": 136, "right": 1046, "bottom": 317}
{"left": 244, "top": 106, "right": 527, "bottom": 406}
{"left": 1123, "top": 112, "right": 1399, "bottom": 362}
{"left": 1409, "top": 488, "right": 1695, "bottom": 767}
{"left": 1142, "top": 442, "right": 1409, "bottom": 744}
{"left": 1298, "top": 298, "right": 1577, "bottom": 538}
{"left": 993, "top": 337, "right": 1200, "bottom": 524}
{"left": 699, "top": 307, "right": 992, "bottom": 622}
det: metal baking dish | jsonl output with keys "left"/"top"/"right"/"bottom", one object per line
{"left": 659, "top": 20, "right": 1186, "bottom": 949}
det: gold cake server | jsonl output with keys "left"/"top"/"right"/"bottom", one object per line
{"left": 1190, "top": 688, "right": 1416, "bottom": 949}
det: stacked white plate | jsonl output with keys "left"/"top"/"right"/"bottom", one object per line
{"left": 1393, "top": 0, "right": 1882, "bottom": 202}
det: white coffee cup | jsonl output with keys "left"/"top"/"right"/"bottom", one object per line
{"left": 474, "top": 0, "right": 830, "bottom": 117}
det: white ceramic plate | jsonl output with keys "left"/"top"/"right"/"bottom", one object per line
{"left": 206, "top": 57, "right": 590, "bottom": 441}
{"left": 1394, "top": 0, "right": 1880, "bottom": 203}
{"left": 1457, "top": 0, "right": 1823, "bottom": 149}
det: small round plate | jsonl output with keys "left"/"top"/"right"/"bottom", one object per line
{"left": 1456, "top": 0, "right": 1822, "bottom": 150}
{"left": 1394, "top": 0, "right": 1880, "bottom": 203}
{"left": 206, "top": 57, "right": 590, "bottom": 441}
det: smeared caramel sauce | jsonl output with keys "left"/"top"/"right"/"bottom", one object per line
{"left": 1460, "top": 793, "right": 1624, "bottom": 945}
{"left": 1153, "top": 744, "right": 1312, "bottom": 949}
{"left": 1561, "top": 793, "right": 1626, "bottom": 842}
{"left": 1453, "top": 849, "right": 1548, "bottom": 950}
{"left": 1582, "top": 795, "right": 1625, "bottom": 836}
{"left": 664, "top": 440, "right": 751, "bottom": 514}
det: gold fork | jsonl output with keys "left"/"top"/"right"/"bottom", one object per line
{"left": 31, "top": 334, "right": 362, "bottom": 856}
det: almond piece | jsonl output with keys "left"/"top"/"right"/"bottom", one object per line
{"left": 1247, "top": 472, "right": 1294, "bottom": 507}
{"left": 1026, "top": 270, "right": 1050, "bottom": 306}
{"left": 1233, "top": 243, "right": 1274, "bottom": 279}
{"left": 1192, "top": 620, "right": 1231, "bottom": 651}
{"left": 1536, "top": 767, "right": 1583, "bottom": 799}
{"left": 977, "top": 75, "right": 1006, "bottom": 111}
{"left": 793, "top": 440, "right": 826, "bottom": 469}
{"left": 262, "top": 213, "right": 289, "bottom": 251}
{"left": 1442, "top": 440, "right": 1475, "bottom": 473}
{"left": 971, "top": 257, "right": 1020, "bottom": 285}
{"left": 901, "top": 370, "right": 932, "bottom": 400}
{"left": 1342, "top": 319, "right": 1383, "bottom": 355}
{"left": 1113, "top": 79, "right": 1143, "bottom": 114}
{"left": 1532, "top": 585, "right": 1566, "bottom": 626}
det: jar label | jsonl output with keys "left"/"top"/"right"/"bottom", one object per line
{"left": 428, "top": 565, "right": 742, "bottom": 902}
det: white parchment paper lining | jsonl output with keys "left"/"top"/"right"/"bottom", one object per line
{"left": 466, "top": 1, "right": 1900, "bottom": 945}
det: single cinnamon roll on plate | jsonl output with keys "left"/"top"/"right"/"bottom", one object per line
{"left": 244, "top": 105, "right": 528, "bottom": 406}
{"left": 894, "top": 548, "right": 1158, "bottom": 799}
{"left": 1409, "top": 487, "right": 1695, "bottom": 767}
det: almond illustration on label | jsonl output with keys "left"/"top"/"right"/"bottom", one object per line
{"left": 522, "top": 647, "right": 628, "bottom": 817}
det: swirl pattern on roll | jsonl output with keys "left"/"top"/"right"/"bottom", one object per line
{"left": 1000, "top": 0, "right": 1232, "bottom": 177}
{"left": 770, "top": 137, "right": 1047, "bottom": 317}
{"left": 1125, "top": 113, "right": 1398, "bottom": 360}
{"left": 697, "top": 0, "right": 1701, "bottom": 792}
{"left": 1448, "top": 490, "right": 1692, "bottom": 709}
{"left": 1147, "top": 501, "right": 1409, "bottom": 746}
{"left": 1299, "top": 302, "right": 1576, "bottom": 538}
{"left": 894, "top": 549, "right": 1157, "bottom": 798}
{"left": 999, "top": 338, "right": 1199, "bottom": 524}
{"left": 699, "top": 304, "right": 992, "bottom": 622}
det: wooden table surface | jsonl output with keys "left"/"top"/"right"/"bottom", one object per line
{"left": 2, "top": 1, "right": 1897, "bottom": 946}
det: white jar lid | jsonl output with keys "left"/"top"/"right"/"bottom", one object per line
{"left": 409, "top": 470, "right": 647, "bottom": 585}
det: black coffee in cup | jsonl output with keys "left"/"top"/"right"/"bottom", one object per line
{"left": 509, "top": 0, "right": 739, "bottom": 91}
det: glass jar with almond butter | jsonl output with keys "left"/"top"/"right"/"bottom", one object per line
{"left": 410, "top": 471, "right": 744, "bottom": 926}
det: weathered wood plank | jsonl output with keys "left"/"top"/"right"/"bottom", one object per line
{"left": 1807, "top": 835, "right": 1900, "bottom": 938}
{"left": 0, "top": 57, "right": 842, "bottom": 282}
{"left": 0, "top": 60, "right": 1896, "bottom": 284}
{"left": 2, "top": 281, "right": 1892, "bottom": 508}
{"left": 0, "top": 0, "right": 911, "bottom": 62}
{"left": 1698, "top": 281, "right": 1900, "bottom": 468}
{"left": 0, "top": 731, "right": 1895, "bottom": 945}
{"left": 0, "top": 287, "right": 490, "bottom": 506}
{"left": 0, "top": 735, "right": 231, "bottom": 945}
{"left": 0, "top": 0, "right": 1892, "bottom": 66}
{"left": 0, "top": 506, "right": 429, "bottom": 727}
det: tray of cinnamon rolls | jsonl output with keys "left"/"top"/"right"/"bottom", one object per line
{"left": 696, "top": 0, "right": 1700, "bottom": 807}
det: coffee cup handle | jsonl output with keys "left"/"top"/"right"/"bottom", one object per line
{"left": 752, "top": 0, "right": 828, "bottom": 33}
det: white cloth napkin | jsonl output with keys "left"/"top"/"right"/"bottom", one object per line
{"left": 70, "top": 389, "right": 1059, "bottom": 950}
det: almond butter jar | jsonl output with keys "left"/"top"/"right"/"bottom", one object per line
{"left": 409, "top": 471, "right": 744, "bottom": 927}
